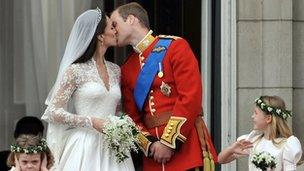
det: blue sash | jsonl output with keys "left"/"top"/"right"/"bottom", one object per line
{"left": 134, "top": 38, "right": 173, "bottom": 111}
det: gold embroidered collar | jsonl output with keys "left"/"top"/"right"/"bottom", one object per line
{"left": 133, "top": 30, "right": 155, "bottom": 54}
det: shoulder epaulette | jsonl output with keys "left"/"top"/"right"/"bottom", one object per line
{"left": 158, "top": 35, "right": 181, "bottom": 40}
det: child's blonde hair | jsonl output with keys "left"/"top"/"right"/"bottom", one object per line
{"left": 6, "top": 134, "right": 54, "bottom": 169}
{"left": 260, "top": 96, "right": 292, "bottom": 140}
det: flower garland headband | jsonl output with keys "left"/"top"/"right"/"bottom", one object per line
{"left": 10, "top": 138, "right": 48, "bottom": 154}
{"left": 255, "top": 96, "right": 292, "bottom": 120}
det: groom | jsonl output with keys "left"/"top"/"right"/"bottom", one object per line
{"left": 111, "top": 2, "right": 217, "bottom": 171}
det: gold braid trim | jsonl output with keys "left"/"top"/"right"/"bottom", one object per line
{"left": 158, "top": 35, "right": 181, "bottom": 40}
{"left": 136, "top": 132, "right": 152, "bottom": 156}
{"left": 160, "top": 116, "right": 187, "bottom": 149}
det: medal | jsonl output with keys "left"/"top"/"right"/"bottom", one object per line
{"left": 160, "top": 81, "right": 171, "bottom": 97}
{"left": 158, "top": 62, "right": 164, "bottom": 78}
{"left": 158, "top": 72, "right": 163, "bottom": 78}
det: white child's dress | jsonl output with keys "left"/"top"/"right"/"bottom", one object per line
{"left": 238, "top": 130, "right": 302, "bottom": 171}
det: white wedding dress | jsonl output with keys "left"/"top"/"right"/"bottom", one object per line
{"left": 42, "top": 58, "right": 135, "bottom": 171}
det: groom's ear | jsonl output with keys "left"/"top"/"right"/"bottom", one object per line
{"left": 126, "top": 14, "right": 138, "bottom": 25}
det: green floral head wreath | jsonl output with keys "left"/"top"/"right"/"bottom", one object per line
{"left": 10, "top": 138, "right": 48, "bottom": 154}
{"left": 255, "top": 96, "right": 292, "bottom": 120}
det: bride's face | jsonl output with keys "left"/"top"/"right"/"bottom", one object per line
{"left": 101, "top": 17, "right": 117, "bottom": 47}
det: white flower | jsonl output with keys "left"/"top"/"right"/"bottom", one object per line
{"left": 258, "top": 99, "right": 262, "bottom": 103}
{"left": 251, "top": 151, "right": 277, "bottom": 171}
{"left": 103, "top": 114, "right": 139, "bottom": 163}
{"left": 267, "top": 107, "right": 273, "bottom": 112}
{"left": 276, "top": 109, "right": 281, "bottom": 114}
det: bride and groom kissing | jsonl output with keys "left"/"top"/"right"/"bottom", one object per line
{"left": 42, "top": 2, "right": 216, "bottom": 171}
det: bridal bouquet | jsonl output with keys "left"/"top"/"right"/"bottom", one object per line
{"left": 103, "top": 114, "right": 139, "bottom": 163}
{"left": 251, "top": 151, "right": 277, "bottom": 171}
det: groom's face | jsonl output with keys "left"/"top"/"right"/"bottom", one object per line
{"left": 110, "top": 10, "right": 131, "bottom": 46}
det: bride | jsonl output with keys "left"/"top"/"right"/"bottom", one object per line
{"left": 41, "top": 8, "right": 134, "bottom": 171}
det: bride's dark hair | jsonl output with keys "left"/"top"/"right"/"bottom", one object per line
{"left": 74, "top": 10, "right": 107, "bottom": 64}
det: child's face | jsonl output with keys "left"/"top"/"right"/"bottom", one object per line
{"left": 18, "top": 153, "right": 41, "bottom": 171}
{"left": 251, "top": 106, "right": 271, "bottom": 130}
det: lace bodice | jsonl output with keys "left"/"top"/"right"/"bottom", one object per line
{"left": 42, "top": 59, "right": 121, "bottom": 129}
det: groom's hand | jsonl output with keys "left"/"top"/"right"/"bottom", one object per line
{"left": 150, "top": 141, "right": 174, "bottom": 164}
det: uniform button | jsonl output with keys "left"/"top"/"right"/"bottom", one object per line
{"left": 151, "top": 109, "right": 156, "bottom": 113}
{"left": 150, "top": 90, "right": 154, "bottom": 93}
{"left": 168, "top": 127, "right": 173, "bottom": 130}
{"left": 170, "top": 123, "right": 174, "bottom": 126}
{"left": 167, "top": 130, "right": 171, "bottom": 133}
{"left": 150, "top": 102, "right": 155, "bottom": 105}
{"left": 150, "top": 96, "right": 154, "bottom": 100}
{"left": 141, "top": 57, "right": 145, "bottom": 61}
{"left": 165, "top": 134, "right": 170, "bottom": 137}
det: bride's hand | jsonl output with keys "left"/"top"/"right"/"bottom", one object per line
{"left": 92, "top": 117, "right": 106, "bottom": 133}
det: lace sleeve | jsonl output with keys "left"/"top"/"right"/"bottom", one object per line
{"left": 42, "top": 65, "right": 92, "bottom": 128}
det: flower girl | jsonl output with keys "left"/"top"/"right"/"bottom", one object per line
{"left": 6, "top": 134, "right": 54, "bottom": 171}
{"left": 218, "top": 96, "right": 302, "bottom": 171}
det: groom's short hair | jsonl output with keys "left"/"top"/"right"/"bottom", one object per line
{"left": 116, "top": 2, "right": 150, "bottom": 29}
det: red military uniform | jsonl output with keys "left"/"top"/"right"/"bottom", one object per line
{"left": 121, "top": 33, "right": 204, "bottom": 171}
